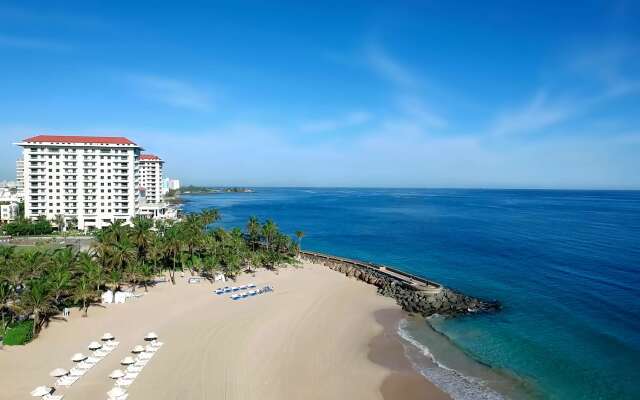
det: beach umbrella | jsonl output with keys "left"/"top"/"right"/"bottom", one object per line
{"left": 71, "top": 353, "right": 87, "bottom": 362}
{"left": 88, "top": 341, "right": 102, "bottom": 350}
{"left": 131, "top": 345, "right": 145, "bottom": 353}
{"left": 107, "top": 387, "right": 127, "bottom": 398}
{"left": 30, "top": 386, "right": 52, "bottom": 397}
{"left": 101, "top": 332, "right": 115, "bottom": 341}
{"left": 144, "top": 332, "right": 158, "bottom": 341}
{"left": 49, "top": 368, "right": 68, "bottom": 377}
{"left": 109, "top": 369, "right": 125, "bottom": 379}
{"left": 120, "top": 356, "right": 135, "bottom": 365}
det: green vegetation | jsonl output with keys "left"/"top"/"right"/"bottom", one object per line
{"left": 0, "top": 209, "right": 300, "bottom": 343}
{"left": 3, "top": 217, "right": 54, "bottom": 236}
{"left": 2, "top": 320, "right": 34, "bottom": 345}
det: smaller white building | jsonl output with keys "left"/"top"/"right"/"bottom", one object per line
{"left": 168, "top": 178, "right": 180, "bottom": 191}
{"left": 0, "top": 186, "right": 20, "bottom": 222}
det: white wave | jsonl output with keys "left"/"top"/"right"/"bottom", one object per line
{"left": 397, "top": 319, "right": 508, "bottom": 400}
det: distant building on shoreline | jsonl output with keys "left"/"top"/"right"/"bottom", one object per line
{"left": 15, "top": 157, "right": 24, "bottom": 200}
{"left": 168, "top": 178, "right": 180, "bottom": 191}
{"left": 13, "top": 134, "right": 178, "bottom": 230}
{"left": 0, "top": 183, "right": 20, "bottom": 222}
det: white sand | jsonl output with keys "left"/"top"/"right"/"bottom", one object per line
{"left": 0, "top": 260, "right": 449, "bottom": 399}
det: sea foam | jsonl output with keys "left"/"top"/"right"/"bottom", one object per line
{"left": 397, "top": 319, "right": 507, "bottom": 400}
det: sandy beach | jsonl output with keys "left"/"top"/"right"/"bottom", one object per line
{"left": 0, "top": 260, "right": 449, "bottom": 400}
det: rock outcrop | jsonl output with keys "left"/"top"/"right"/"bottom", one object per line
{"left": 301, "top": 251, "right": 500, "bottom": 317}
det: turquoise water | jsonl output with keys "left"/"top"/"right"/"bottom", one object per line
{"left": 182, "top": 188, "right": 640, "bottom": 399}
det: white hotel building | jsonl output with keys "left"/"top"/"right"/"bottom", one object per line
{"left": 15, "top": 135, "right": 145, "bottom": 231}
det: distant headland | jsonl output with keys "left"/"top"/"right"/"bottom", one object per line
{"left": 165, "top": 186, "right": 254, "bottom": 204}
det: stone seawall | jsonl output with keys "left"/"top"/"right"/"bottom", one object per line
{"left": 300, "top": 251, "right": 500, "bottom": 317}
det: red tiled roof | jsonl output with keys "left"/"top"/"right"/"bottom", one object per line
{"left": 140, "top": 154, "right": 161, "bottom": 160}
{"left": 23, "top": 135, "right": 137, "bottom": 145}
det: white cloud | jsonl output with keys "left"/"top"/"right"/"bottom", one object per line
{"left": 365, "top": 44, "right": 419, "bottom": 88}
{"left": 491, "top": 91, "right": 573, "bottom": 136}
{"left": 299, "top": 111, "right": 372, "bottom": 133}
{"left": 126, "top": 75, "right": 213, "bottom": 111}
{"left": 0, "top": 34, "right": 70, "bottom": 51}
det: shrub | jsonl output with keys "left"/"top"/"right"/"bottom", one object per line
{"left": 2, "top": 320, "right": 34, "bottom": 345}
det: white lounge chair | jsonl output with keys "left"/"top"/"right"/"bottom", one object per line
{"left": 115, "top": 378, "right": 134, "bottom": 387}
{"left": 43, "top": 394, "right": 64, "bottom": 400}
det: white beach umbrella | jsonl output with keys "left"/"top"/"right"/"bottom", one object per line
{"left": 131, "top": 345, "right": 145, "bottom": 353}
{"left": 107, "top": 386, "right": 127, "bottom": 398}
{"left": 71, "top": 352, "right": 88, "bottom": 362}
{"left": 30, "top": 386, "right": 52, "bottom": 397}
{"left": 49, "top": 368, "right": 68, "bottom": 377}
{"left": 144, "top": 331, "right": 158, "bottom": 341}
{"left": 88, "top": 341, "right": 102, "bottom": 350}
{"left": 120, "top": 356, "right": 135, "bottom": 365}
{"left": 109, "top": 369, "right": 125, "bottom": 379}
{"left": 101, "top": 332, "right": 115, "bottom": 341}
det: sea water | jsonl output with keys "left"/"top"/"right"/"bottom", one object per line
{"left": 182, "top": 188, "right": 640, "bottom": 399}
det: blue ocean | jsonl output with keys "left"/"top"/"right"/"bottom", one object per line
{"left": 182, "top": 188, "right": 640, "bottom": 400}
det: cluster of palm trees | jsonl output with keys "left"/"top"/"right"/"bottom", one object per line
{"left": 0, "top": 209, "right": 302, "bottom": 340}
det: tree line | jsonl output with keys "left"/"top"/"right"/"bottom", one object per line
{"left": 0, "top": 209, "right": 303, "bottom": 341}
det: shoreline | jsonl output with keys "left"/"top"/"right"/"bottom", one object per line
{"left": 369, "top": 309, "right": 450, "bottom": 400}
{"left": 0, "top": 260, "right": 450, "bottom": 399}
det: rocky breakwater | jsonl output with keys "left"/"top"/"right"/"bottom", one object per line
{"left": 301, "top": 251, "right": 500, "bottom": 317}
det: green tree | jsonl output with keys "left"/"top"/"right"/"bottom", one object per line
{"left": 73, "top": 276, "right": 96, "bottom": 317}
{"left": 20, "top": 278, "right": 57, "bottom": 337}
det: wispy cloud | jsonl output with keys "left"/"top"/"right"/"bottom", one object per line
{"left": 0, "top": 34, "right": 70, "bottom": 51}
{"left": 365, "top": 44, "right": 419, "bottom": 88}
{"left": 126, "top": 75, "right": 213, "bottom": 111}
{"left": 491, "top": 91, "right": 573, "bottom": 136}
{"left": 396, "top": 95, "right": 447, "bottom": 129}
{"left": 299, "top": 111, "right": 372, "bottom": 133}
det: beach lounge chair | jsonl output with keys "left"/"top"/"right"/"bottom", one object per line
{"left": 215, "top": 289, "right": 224, "bottom": 295}
{"left": 223, "top": 286, "right": 231, "bottom": 292}
{"left": 241, "top": 292, "right": 248, "bottom": 298}
{"left": 124, "top": 372, "right": 139, "bottom": 379}
{"left": 126, "top": 365, "right": 143, "bottom": 373}
{"left": 43, "top": 394, "right": 64, "bottom": 400}
{"left": 248, "top": 283, "right": 256, "bottom": 288}
{"left": 231, "top": 293, "right": 240, "bottom": 300}
{"left": 115, "top": 378, "right": 134, "bottom": 387}
{"left": 231, "top": 286, "right": 238, "bottom": 291}
{"left": 239, "top": 284, "right": 247, "bottom": 289}
{"left": 69, "top": 368, "right": 85, "bottom": 377}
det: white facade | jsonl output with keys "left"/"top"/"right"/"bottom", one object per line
{"left": 168, "top": 178, "right": 180, "bottom": 190}
{"left": 139, "top": 154, "right": 164, "bottom": 204}
{"left": 15, "top": 135, "right": 141, "bottom": 231}
{"left": 16, "top": 157, "right": 24, "bottom": 200}
{"left": 0, "top": 186, "right": 20, "bottom": 222}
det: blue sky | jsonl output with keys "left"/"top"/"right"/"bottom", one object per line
{"left": 1, "top": 1, "right": 639, "bottom": 188}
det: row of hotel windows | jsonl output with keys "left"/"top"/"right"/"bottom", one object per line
{"left": 30, "top": 154, "right": 130, "bottom": 160}
{"left": 30, "top": 147, "right": 133, "bottom": 153}
{"left": 30, "top": 209, "right": 131, "bottom": 215}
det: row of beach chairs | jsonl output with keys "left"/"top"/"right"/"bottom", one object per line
{"left": 106, "top": 332, "right": 163, "bottom": 400}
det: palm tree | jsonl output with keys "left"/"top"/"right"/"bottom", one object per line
{"left": 138, "top": 262, "right": 155, "bottom": 292}
{"left": 73, "top": 276, "right": 96, "bottom": 317}
{"left": 247, "top": 216, "right": 260, "bottom": 251}
{"left": 107, "top": 269, "right": 123, "bottom": 292}
{"left": 111, "top": 236, "right": 136, "bottom": 273}
{"left": 78, "top": 252, "right": 103, "bottom": 292}
{"left": 131, "top": 216, "right": 153, "bottom": 260}
{"left": 20, "top": 278, "right": 57, "bottom": 337}
{"left": 163, "top": 225, "right": 183, "bottom": 284}
{"left": 54, "top": 214, "right": 65, "bottom": 233}
{"left": 200, "top": 208, "right": 220, "bottom": 226}
{"left": 47, "top": 265, "right": 72, "bottom": 307}
{"left": 262, "top": 219, "right": 277, "bottom": 251}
